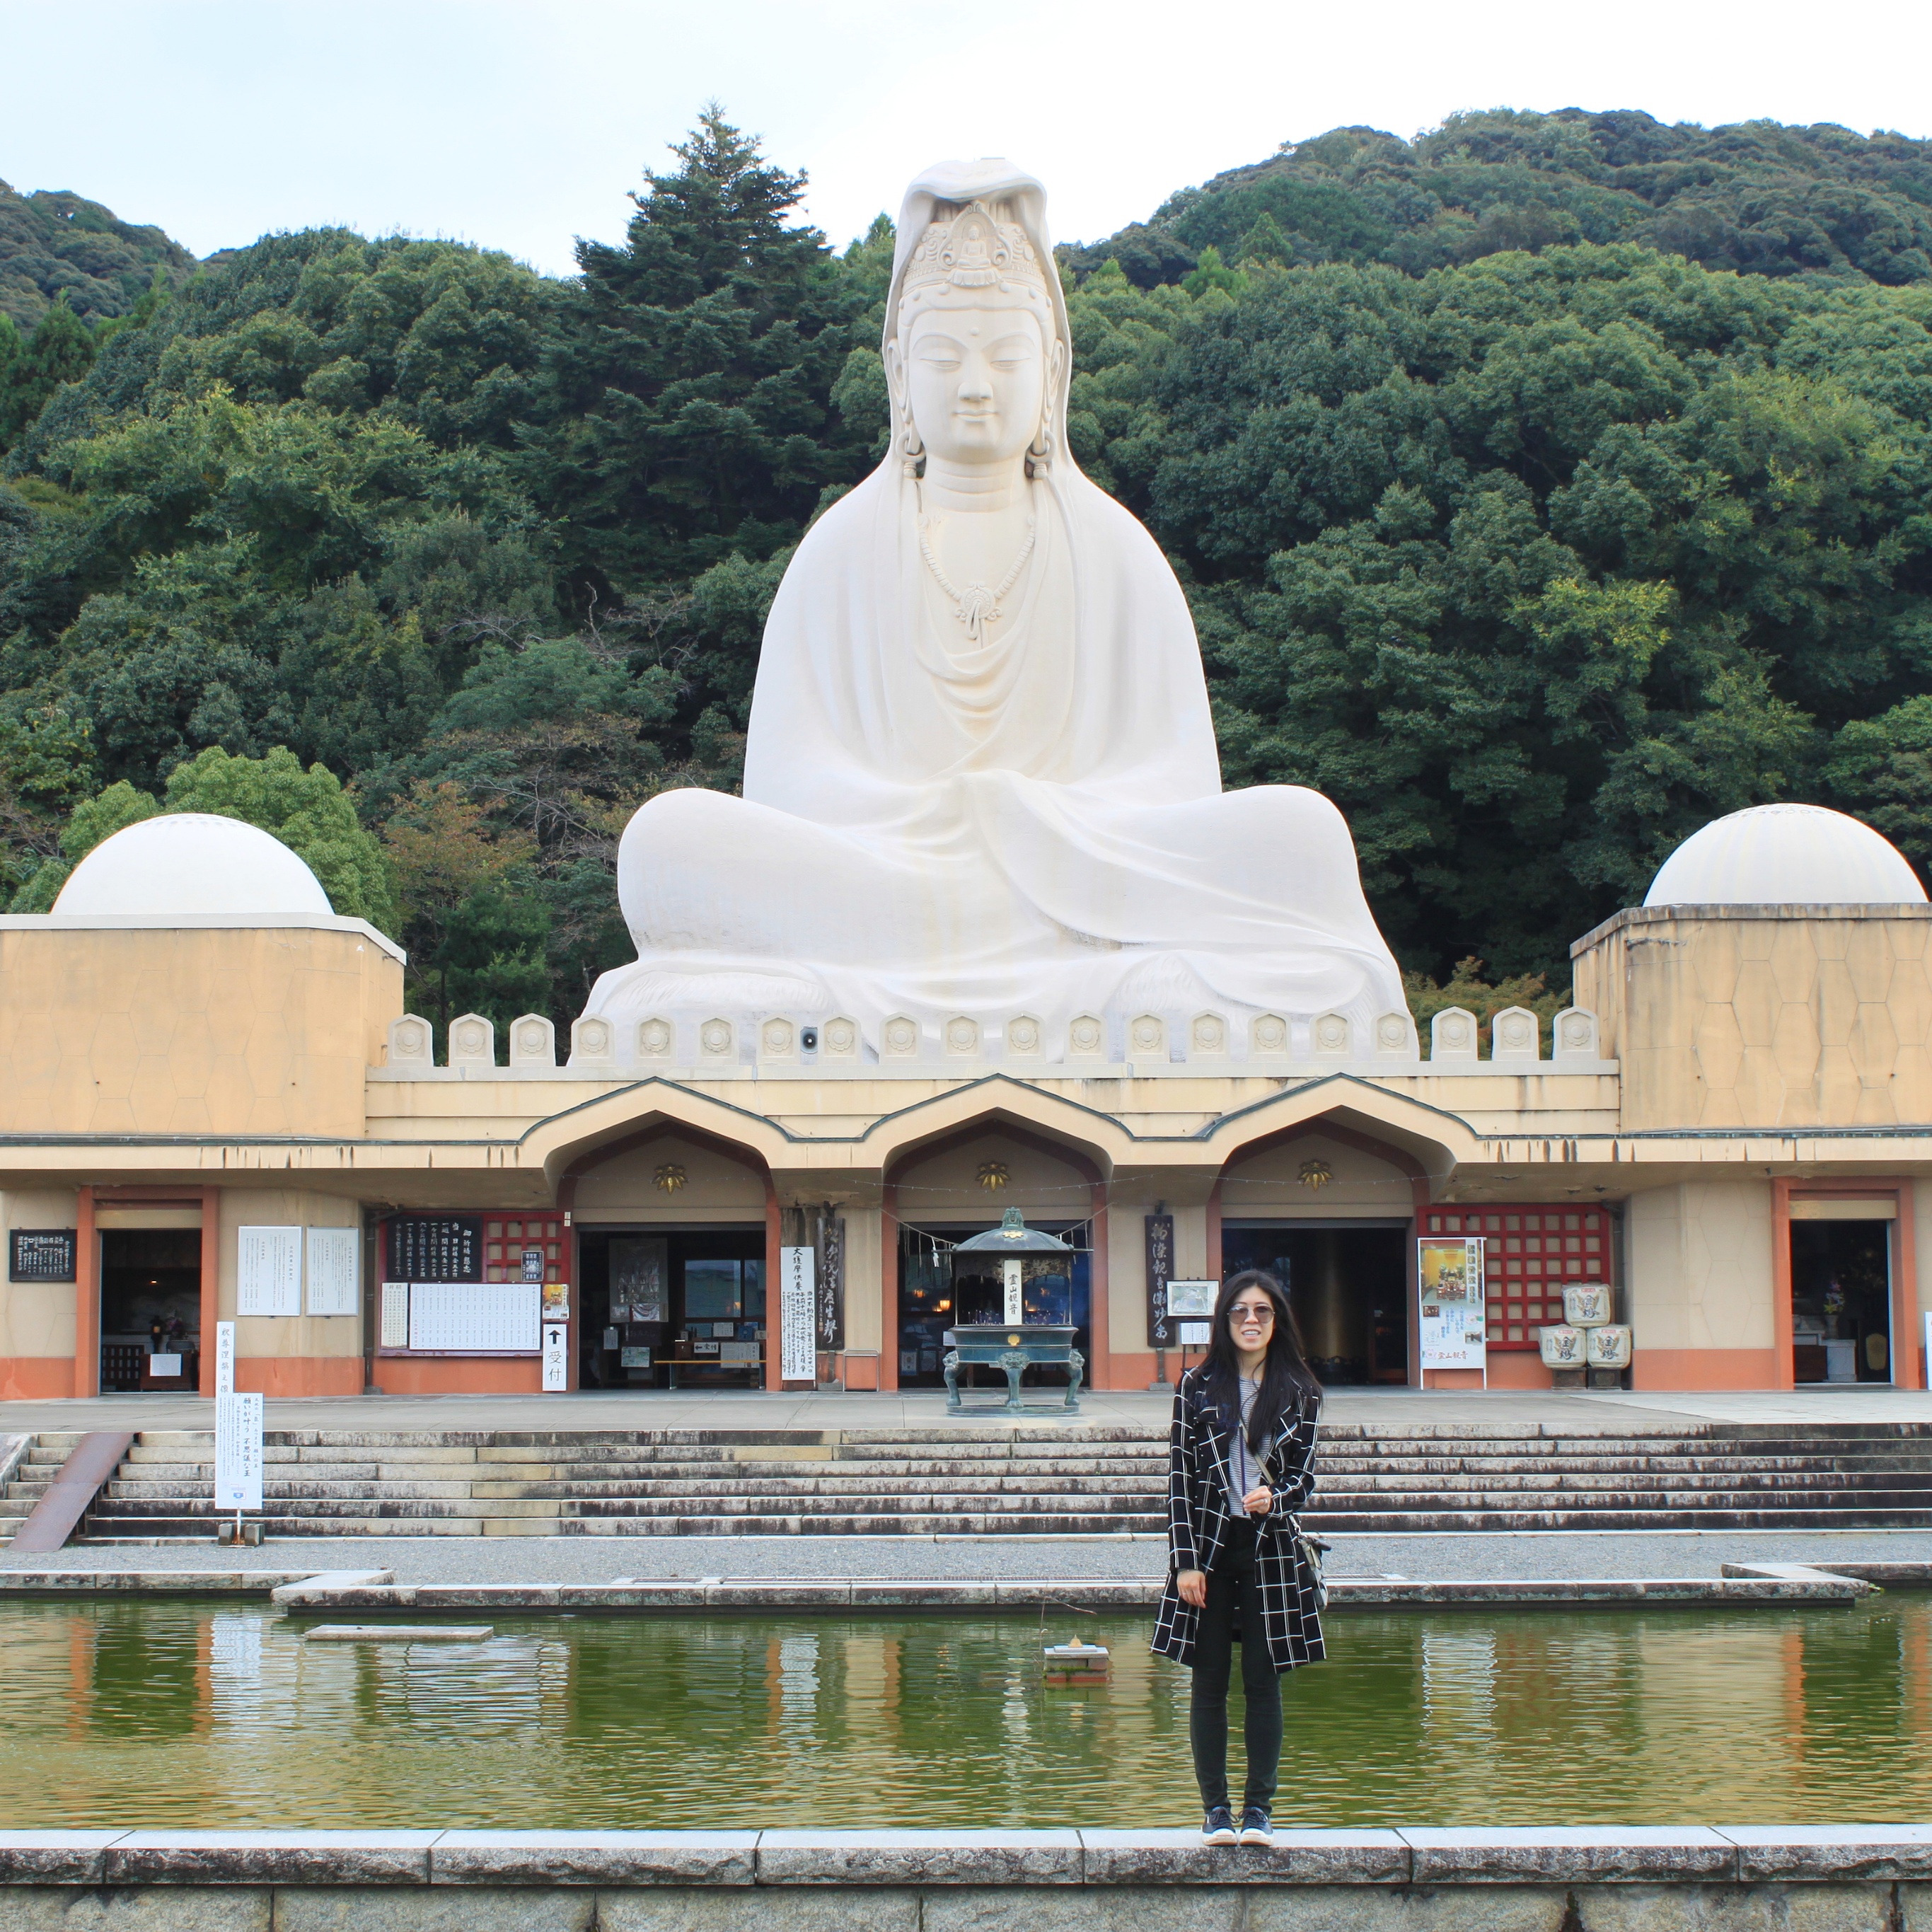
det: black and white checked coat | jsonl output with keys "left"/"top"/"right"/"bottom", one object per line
{"left": 1150, "top": 1367, "right": 1325, "bottom": 1673}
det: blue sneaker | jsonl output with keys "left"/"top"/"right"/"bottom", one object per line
{"left": 1201, "top": 1805, "right": 1236, "bottom": 1845}
{"left": 1239, "top": 1806, "right": 1273, "bottom": 1846}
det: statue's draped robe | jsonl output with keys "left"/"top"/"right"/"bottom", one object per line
{"left": 586, "top": 458, "right": 1406, "bottom": 1056}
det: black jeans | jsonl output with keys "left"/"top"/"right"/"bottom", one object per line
{"left": 1188, "top": 1519, "right": 1282, "bottom": 1812}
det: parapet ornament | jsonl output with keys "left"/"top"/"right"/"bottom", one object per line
{"left": 386, "top": 1014, "right": 434, "bottom": 1069}
{"left": 1430, "top": 1007, "right": 1479, "bottom": 1062}
{"left": 1490, "top": 1006, "right": 1541, "bottom": 1062}
{"left": 569, "top": 1015, "right": 616, "bottom": 1068}
{"left": 447, "top": 1013, "right": 495, "bottom": 1070}
{"left": 509, "top": 1014, "right": 555, "bottom": 1069}
{"left": 1551, "top": 1007, "right": 1601, "bottom": 1063}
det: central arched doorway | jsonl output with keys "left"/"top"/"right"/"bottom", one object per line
{"left": 1212, "top": 1117, "right": 1429, "bottom": 1387}
{"left": 883, "top": 1118, "right": 1111, "bottom": 1392}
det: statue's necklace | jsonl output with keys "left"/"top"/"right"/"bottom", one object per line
{"left": 918, "top": 514, "right": 1036, "bottom": 645}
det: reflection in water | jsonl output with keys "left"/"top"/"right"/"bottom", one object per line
{"left": 4, "top": 1599, "right": 1931, "bottom": 1828}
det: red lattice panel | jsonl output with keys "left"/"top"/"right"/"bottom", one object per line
{"left": 1423, "top": 1206, "right": 1609, "bottom": 1349}
{"left": 482, "top": 1215, "right": 568, "bottom": 1282}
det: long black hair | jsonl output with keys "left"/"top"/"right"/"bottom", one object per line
{"left": 1200, "top": 1268, "right": 1319, "bottom": 1450}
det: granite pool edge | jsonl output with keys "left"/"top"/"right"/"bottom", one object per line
{"left": 0, "top": 1569, "right": 1892, "bottom": 1608}
{"left": 4, "top": 1827, "right": 1932, "bottom": 1887}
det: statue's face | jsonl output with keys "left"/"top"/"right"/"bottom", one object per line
{"left": 903, "top": 303, "right": 1047, "bottom": 467}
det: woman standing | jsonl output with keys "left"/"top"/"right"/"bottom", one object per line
{"left": 1152, "top": 1269, "right": 1325, "bottom": 1845}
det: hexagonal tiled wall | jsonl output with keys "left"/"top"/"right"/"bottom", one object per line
{"left": 1573, "top": 908, "right": 1932, "bottom": 1131}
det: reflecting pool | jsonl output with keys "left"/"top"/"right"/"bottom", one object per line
{"left": 4, "top": 1598, "right": 1929, "bottom": 1827}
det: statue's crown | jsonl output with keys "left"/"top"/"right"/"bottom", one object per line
{"left": 900, "top": 200, "right": 1048, "bottom": 303}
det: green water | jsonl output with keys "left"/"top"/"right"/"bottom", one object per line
{"left": 4, "top": 1598, "right": 1930, "bottom": 1828}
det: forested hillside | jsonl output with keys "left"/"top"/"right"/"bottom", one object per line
{"left": 1, "top": 108, "right": 1930, "bottom": 1034}
{"left": 1070, "top": 109, "right": 1932, "bottom": 287}
{"left": 0, "top": 182, "right": 197, "bottom": 327}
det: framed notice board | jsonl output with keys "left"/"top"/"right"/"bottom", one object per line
{"left": 10, "top": 1230, "right": 76, "bottom": 1282}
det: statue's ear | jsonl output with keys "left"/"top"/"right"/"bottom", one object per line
{"left": 1028, "top": 339, "right": 1065, "bottom": 471}
{"left": 885, "top": 339, "right": 922, "bottom": 465}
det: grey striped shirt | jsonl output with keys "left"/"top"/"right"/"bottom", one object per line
{"left": 1222, "top": 1375, "right": 1273, "bottom": 1518}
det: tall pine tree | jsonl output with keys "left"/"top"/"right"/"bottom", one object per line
{"left": 522, "top": 108, "right": 871, "bottom": 594}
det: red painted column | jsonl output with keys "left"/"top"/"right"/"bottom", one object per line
{"left": 1891, "top": 1184, "right": 1921, "bottom": 1389}
{"left": 1771, "top": 1179, "right": 1795, "bottom": 1392}
{"left": 198, "top": 1188, "right": 221, "bottom": 1396}
{"left": 73, "top": 1186, "right": 98, "bottom": 1399}
{"left": 1087, "top": 1180, "right": 1112, "bottom": 1392}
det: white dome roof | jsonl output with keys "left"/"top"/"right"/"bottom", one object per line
{"left": 53, "top": 813, "right": 333, "bottom": 918}
{"left": 1644, "top": 803, "right": 1926, "bottom": 908}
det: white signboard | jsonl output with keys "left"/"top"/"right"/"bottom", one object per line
{"left": 236, "top": 1226, "right": 301, "bottom": 1317}
{"left": 214, "top": 1391, "right": 264, "bottom": 1512}
{"left": 214, "top": 1320, "right": 236, "bottom": 1396}
{"left": 379, "top": 1283, "right": 410, "bottom": 1348}
{"left": 305, "top": 1227, "right": 359, "bottom": 1317}
{"left": 1418, "top": 1237, "right": 1486, "bottom": 1370}
{"left": 780, "top": 1245, "right": 814, "bottom": 1382}
{"left": 541, "top": 1321, "right": 569, "bottom": 1392}
{"left": 407, "top": 1282, "right": 540, "bottom": 1353}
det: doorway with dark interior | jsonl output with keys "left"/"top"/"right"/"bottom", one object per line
{"left": 1791, "top": 1216, "right": 1893, "bottom": 1384}
{"left": 576, "top": 1227, "right": 768, "bottom": 1389}
{"left": 1221, "top": 1220, "right": 1409, "bottom": 1385}
{"left": 898, "top": 1222, "right": 1091, "bottom": 1390}
{"left": 99, "top": 1229, "right": 201, "bottom": 1392}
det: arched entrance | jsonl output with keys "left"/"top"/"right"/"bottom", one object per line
{"left": 882, "top": 1118, "right": 1112, "bottom": 1392}
{"left": 560, "top": 1121, "right": 780, "bottom": 1393}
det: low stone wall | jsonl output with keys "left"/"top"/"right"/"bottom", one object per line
{"left": 2, "top": 1828, "right": 1930, "bottom": 1930}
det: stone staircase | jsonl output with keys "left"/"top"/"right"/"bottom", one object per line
{"left": 0, "top": 1433, "right": 82, "bottom": 1546}
{"left": 62, "top": 1421, "right": 1932, "bottom": 1541}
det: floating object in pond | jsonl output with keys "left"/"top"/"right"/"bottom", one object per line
{"left": 1043, "top": 1638, "right": 1110, "bottom": 1684}
{"left": 305, "top": 1625, "right": 492, "bottom": 1642}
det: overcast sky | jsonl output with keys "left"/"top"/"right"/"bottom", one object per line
{"left": 4, "top": 0, "right": 1930, "bottom": 275}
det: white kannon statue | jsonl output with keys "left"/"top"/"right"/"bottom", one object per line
{"left": 584, "top": 160, "right": 1406, "bottom": 1063}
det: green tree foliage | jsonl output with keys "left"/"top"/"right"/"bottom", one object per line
{"left": 1064, "top": 243, "right": 1932, "bottom": 976}
{"left": 0, "top": 300, "right": 98, "bottom": 450}
{"left": 381, "top": 781, "right": 549, "bottom": 1030}
{"left": 21, "top": 746, "right": 395, "bottom": 927}
{"left": 0, "top": 181, "right": 197, "bottom": 328}
{"left": 1067, "top": 110, "right": 1932, "bottom": 289}
{"left": 1401, "top": 957, "right": 1568, "bottom": 1053}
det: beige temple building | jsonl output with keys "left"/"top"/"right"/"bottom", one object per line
{"left": 0, "top": 800, "right": 1927, "bottom": 1406}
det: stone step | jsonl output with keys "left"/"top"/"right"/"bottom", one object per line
{"left": 1304, "top": 1505, "right": 1932, "bottom": 1532}
{"left": 98, "top": 1462, "right": 1931, "bottom": 1501}
{"left": 88, "top": 1496, "right": 501, "bottom": 1522}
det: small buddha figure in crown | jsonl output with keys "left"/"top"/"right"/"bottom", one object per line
{"left": 584, "top": 161, "right": 1404, "bottom": 1065}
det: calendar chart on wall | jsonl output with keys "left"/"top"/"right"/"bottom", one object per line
{"left": 407, "top": 1283, "right": 541, "bottom": 1353}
